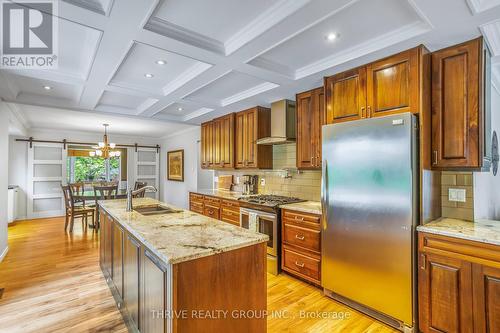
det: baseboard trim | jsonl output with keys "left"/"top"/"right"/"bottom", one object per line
{"left": 0, "top": 246, "right": 9, "bottom": 263}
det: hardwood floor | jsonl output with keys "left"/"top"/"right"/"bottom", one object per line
{"left": 0, "top": 217, "right": 397, "bottom": 333}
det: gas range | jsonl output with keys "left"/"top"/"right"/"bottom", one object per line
{"left": 238, "top": 194, "right": 305, "bottom": 209}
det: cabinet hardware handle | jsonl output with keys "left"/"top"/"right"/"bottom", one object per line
{"left": 433, "top": 151, "right": 438, "bottom": 166}
{"left": 295, "top": 261, "right": 305, "bottom": 268}
{"left": 295, "top": 216, "right": 304, "bottom": 221}
{"left": 420, "top": 254, "right": 426, "bottom": 270}
{"left": 295, "top": 234, "right": 305, "bottom": 240}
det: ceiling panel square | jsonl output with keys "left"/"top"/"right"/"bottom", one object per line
{"left": 109, "top": 42, "right": 211, "bottom": 95}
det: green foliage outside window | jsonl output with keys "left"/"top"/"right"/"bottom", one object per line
{"left": 72, "top": 157, "right": 120, "bottom": 182}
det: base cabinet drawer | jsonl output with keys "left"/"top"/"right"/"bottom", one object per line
{"left": 190, "top": 202, "right": 204, "bottom": 214}
{"left": 282, "top": 246, "right": 320, "bottom": 284}
{"left": 283, "top": 222, "right": 320, "bottom": 253}
{"left": 203, "top": 205, "right": 220, "bottom": 220}
{"left": 221, "top": 208, "right": 240, "bottom": 225}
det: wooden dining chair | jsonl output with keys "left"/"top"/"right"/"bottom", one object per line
{"left": 133, "top": 181, "right": 147, "bottom": 198}
{"left": 69, "top": 182, "right": 86, "bottom": 206}
{"left": 61, "top": 185, "right": 95, "bottom": 233}
{"left": 93, "top": 185, "right": 118, "bottom": 230}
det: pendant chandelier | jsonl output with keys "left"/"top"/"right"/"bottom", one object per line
{"left": 89, "top": 124, "right": 121, "bottom": 158}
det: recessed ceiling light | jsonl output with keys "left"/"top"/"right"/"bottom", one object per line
{"left": 326, "top": 33, "right": 337, "bottom": 41}
{"left": 156, "top": 60, "right": 166, "bottom": 65}
{"left": 178, "top": 107, "right": 183, "bottom": 111}
{"left": 43, "top": 85, "right": 52, "bottom": 90}
{"left": 144, "top": 73, "right": 154, "bottom": 78}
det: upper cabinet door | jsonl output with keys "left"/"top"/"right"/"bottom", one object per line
{"left": 431, "top": 38, "right": 482, "bottom": 169}
{"left": 366, "top": 48, "right": 419, "bottom": 118}
{"left": 325, "top": 67, "right": 366, "bottom": 124}
{"left": 245, "top": 109, "right": 257, "bottom": 168}
{"left": 212, "top": 113, "right": 234, "bottom": 169}
{"left": 314, "top": 88, "right": 325, "bottom": 167}
{"left": 200, "top": 121, "right": 213, "bottom": 169}
{"left": 296, "top": 87, "right": 324, "bottom": 169}
{"left": 296, "top": 90, "right": 314, "bottom": 168}
{"left": 235, "top": 112, "right": 246, "bottom": 168}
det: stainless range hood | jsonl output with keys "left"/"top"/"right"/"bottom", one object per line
{"left": 256, "top": 99, "right": 296, "bottom": 145}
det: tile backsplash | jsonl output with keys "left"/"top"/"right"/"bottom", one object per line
{"left": 215, "top": 144, "right": 322, "bottom": 201}
{"left": 441, "top": 171, "right": 474, "bottom": 221}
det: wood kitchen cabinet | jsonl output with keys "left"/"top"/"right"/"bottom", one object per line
{"left": 212, "top": 113, "right": 235, "bottom": 169}
{"left": 431, "top": 37, "right": 490, "bottom": 169}
{"left": 103, "top": 212, "right": 112, "bottom": 278}
{"left": 281, "top": 209, "right": 322, "bottom": 285}
{"left": 112, "top": 219, "right": 124, "bottom": 299}
{"left": 324, "top": 67, "right": 366, "bottom": 124}
{"left": 201, "top": 121, "right": 214, "bottom": 169}
{"left": 418, "top": 232, "right": 500, "bottom": 333}
{"left": 189, "top": 192, "right": 241, "bottom": 226}
{"left": 325, "top": 46, "right": 425, "bottom": 124}
{"left": 235, "top": 107, "right": 273, "bottom": 169}
{"left": 296, "top": 87, "right": 324, "bottom": 169}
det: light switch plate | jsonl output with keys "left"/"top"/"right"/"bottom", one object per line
{"left": 236, "top": 176, "right": 240, "bottom": 184}
{"left": 260, "top": 178, "right": 266, "bottom": 186}
{"left": 214, "top": 176, "right": 219, "bottom": 183}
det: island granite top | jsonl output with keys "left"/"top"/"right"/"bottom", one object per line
{"left": 99, "top": 198, "right": 268, "bottom": 264}
{"left": 417, "top": 217, "right": 500, "bottom": 246}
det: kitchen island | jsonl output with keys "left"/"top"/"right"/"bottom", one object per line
{"left": 98, "top": 198, "right": 268, "bottom": 333}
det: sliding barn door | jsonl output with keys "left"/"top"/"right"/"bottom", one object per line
{"left": 27, "top": 142, "right": 67, "bottom": 219}
{"left": 133, "top": 148, "right": 159, "bottom": 199}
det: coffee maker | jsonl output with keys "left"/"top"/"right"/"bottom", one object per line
{"left": 241, "top": 175, "right": 258, "bottom": 195}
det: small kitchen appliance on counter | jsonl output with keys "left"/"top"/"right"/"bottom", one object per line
{"left": 241, "top": 175, "right": 258, "bottom": 195}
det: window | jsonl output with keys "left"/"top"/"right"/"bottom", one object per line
{"left": 67, "top": 156, "right": 121, "bottom": 183}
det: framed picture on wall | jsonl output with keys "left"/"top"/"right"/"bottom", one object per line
{"left": 167, "top": 149, "right": 184, "bottom": 182}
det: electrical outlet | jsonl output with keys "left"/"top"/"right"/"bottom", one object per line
{"left": 214, "top": 176, "right": 219, "bottom": 183}
{"left": 448, "top": 188, "right": 466, "bottom": 202}
{"left": 260, "top": 178, "right": 266, "bottom": 186}
{"left": 456, "top": 189, "right": 466, "bottom": 202}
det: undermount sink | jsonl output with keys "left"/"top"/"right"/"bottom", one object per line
{"left": 134, "top": 205, "right": 181, "bottom": 216}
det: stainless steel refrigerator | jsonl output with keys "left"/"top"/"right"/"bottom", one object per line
{"left": 321, "top": 113, "right": 417, "bottom": 332}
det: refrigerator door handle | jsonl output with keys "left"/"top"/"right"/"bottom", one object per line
{"left": 321, "top": 159, "right": 328, "bottom": 230}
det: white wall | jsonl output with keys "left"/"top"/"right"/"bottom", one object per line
{"left": 160, "top": 127, "right": 213, "bottom": 209}
{"left": 8, "top": 128, "right": 160, "bottom": 219}
{"left": 0, "top": 103, "right": 10, "bottom": 261}
{"left": 474, "top": 85, "right": 500, "bottom": 220}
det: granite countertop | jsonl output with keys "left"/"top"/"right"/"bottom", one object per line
{"left": 99, "top": 198, "right": 268, "bottom": 264}
{"left": 194, "top": 189, "right": 247, "bottom": 201}
{"left": 279, "top": 201, "right": 322, "bottom": 215}
{"left": 417, "top": 217, "right": 500, "bottom": 246}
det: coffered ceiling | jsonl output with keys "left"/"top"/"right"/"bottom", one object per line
{"left": 1, "top": 0, "right": 500, "bottom": 132}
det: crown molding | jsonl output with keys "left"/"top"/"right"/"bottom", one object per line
{"left": 145, "top": 18, "right": 225, "bottom": 54}
{"left": 466, "top": 0, "right": 500, "bottom": 14}
{"left": 480, "top": 19, "right": 500, "bottom": 56}
{"left": 161, "top": 62, "right": 212, "bottom": 96}
{"left": 220, "top": 82, "right": 279, "bottom": 107}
